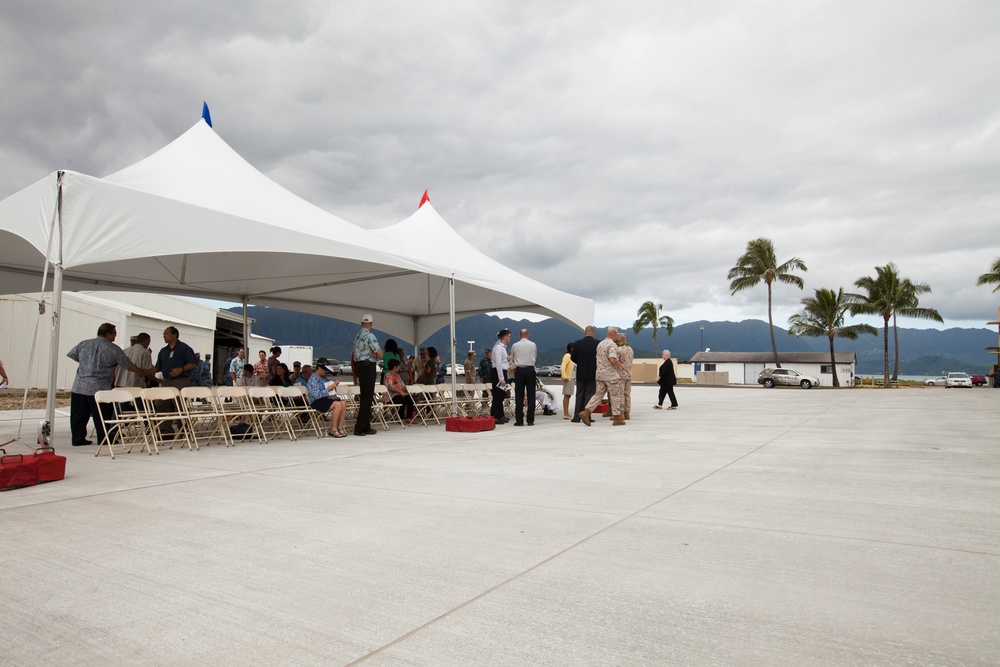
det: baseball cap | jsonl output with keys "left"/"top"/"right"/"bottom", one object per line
{"left": 317, "top": 364, "right": 335, "bottom": 374}
{"left": 362, "top": 314, "right": 373, "bottom": 323}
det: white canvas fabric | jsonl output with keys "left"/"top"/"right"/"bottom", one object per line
{"left": 0, "top": 120, "right": 593, "bottom": 343}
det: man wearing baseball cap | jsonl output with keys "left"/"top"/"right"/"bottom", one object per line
{"left": 352, "top": 314, "right": 383, "bottom": 436}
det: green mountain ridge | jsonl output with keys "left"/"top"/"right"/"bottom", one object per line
{"left": 236, "top": 307, "right": 998, "bottom": 376}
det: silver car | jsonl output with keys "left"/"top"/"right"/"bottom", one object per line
{"left": 757, "top": 367, "right": 820, "bottom": 389}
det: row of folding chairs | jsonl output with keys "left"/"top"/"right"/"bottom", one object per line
{"left": 92, "top": 385, "right": 328, "bottom": 459}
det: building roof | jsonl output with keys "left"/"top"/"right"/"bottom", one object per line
{"left": 689, "top": 351, "right": 857, "bottom": 364}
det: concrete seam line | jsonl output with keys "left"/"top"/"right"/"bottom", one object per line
{"left": 346, "top": 435, "right": 788, "bottom": 665}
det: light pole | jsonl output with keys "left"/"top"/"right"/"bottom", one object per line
{"left": 699, "top": 326, "right": 704, "bottom": 352}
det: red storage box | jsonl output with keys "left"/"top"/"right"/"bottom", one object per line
{"left": 23, "top": 447, "right": 66, "bottom": 483}
{"left": 445, "top": 416, "right": 495, "bottom": 432}
{"left": 593, "top": 403, "right": 609, "bottom": 413}
{"left": 0, "top": 451, "right": 39, "bottom": 490}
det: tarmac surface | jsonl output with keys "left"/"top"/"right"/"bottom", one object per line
{"left": 0, "top": 384, "right": 997, "bottom": 666}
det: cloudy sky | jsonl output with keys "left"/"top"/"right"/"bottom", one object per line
{"left": 2, "top": 1, "right": 998, "bottom": 330}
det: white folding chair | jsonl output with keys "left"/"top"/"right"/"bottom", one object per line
{"left": 277, "top": 386, "right": 323, "bottom": 439}
{"left": 95, "top": 389, "right": 152, "bottom": 458}
{"left": 214, "top": 386, "right": 261, "bottom": 445}
{"left": 181, "top": 386, "right": 231, "bottom": 447}
{"left": 375, "top": 385, "right": 405, "bottom": 429}
{"left": 247, "top": 387, "right": 295, "bottom": 442}
{"left": 141, "top": 386, "right": 196, "bottom": 451}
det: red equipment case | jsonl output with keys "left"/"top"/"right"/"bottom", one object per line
{"left": 0, "top": 450, "right": 39, "bottom": 490}
{"left": 445, "top": 416, "right": 496, "bottom": 432}
{"left": 23, "top": 447, "right": 67, "bottom": 483}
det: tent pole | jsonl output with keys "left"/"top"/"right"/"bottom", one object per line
{"left": 242, "top": 298, "right": 250, "bottom": 363}
{"left": 43, "top": 173, "right": 65, "bottom": 447}
{"left": 449, "top": 273, "right": 457, "bottom": 416}
{"left": 43, "top": 264, "right": 63, "bottom": 446}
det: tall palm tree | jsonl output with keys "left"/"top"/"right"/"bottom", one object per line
{"left": 849, "top": 263, "right": 943, "bottom": 387}
{"left": 977, "top": 257, "right": 1000, "bottom": 292}
{"left": 727, "top": 237, "right": 807, "bottom": 368}
{"left": 891, "top": 278, "right": 942, "bottom": 380}
{"left": 632, "top": 301, "right": 674, "bottom": 356}
{"left": 787, "top": 288, "right": 877, "bottom": 387}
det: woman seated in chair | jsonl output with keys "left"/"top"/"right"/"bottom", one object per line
{"left": 307, "top": 363, "right": 348, "bottom": 438}
{"left": 383, "top": 359, "right": 416, "bottom": 422}
{"left": 268, "top": 363, "right": 293, "bottom": 388}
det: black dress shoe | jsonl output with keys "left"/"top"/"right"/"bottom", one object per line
{"left": 363, "top": 428, "right": 377, "bottom": 435}
{"left": 514, "top": 422, "right": 523, "bottom": 426}
{"left": 353, "top": 430, "right": 366, "bottom": 436}
{"left": 527, "top": 422, "right": 534, "bottom": 426}
{"left": 72, "top": 440, "right": 94, "bottom": 446}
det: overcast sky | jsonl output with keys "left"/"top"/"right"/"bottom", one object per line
{"left": 2, "top": 1, "right": 998, "bottom": 330}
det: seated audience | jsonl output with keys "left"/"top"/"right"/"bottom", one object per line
{"left": 383, "top": 359, "right": 416, "bottom": 422}
{"left": 306, "top": 363, "right": 348, "bottom": 438}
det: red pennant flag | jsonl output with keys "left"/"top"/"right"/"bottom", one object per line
{"left": 418, "top": 189, "right": 430, "bottom": 208}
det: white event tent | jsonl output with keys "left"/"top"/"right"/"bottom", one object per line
{"left": 0, "top": 118, "right": 593, "bottom": 440}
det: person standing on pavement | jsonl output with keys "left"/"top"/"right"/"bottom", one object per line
{"left": 655, "top": 349, "right": 679, "bottom": 410}
{"left": 570, "top": 326, "right": 599, "bottom": 422}
{"left": 560, "top": 342, "right": 575, "bottom": 419}
{"left": 509, "top": 328, "right": 538, "bottom": 426}
{"left": 155, "top": 327, "right": 198, "bottom": 391}
{"left": 229, "top": 348, "right": 246, "bottom": 386}
{"left": 116, "top": 332, "right": 154, "bottom": 388}
{"left": 67, "top": 323, "right": 154, "bottom": 446}
{"left": 616, "top": 332, "right": 634, "bottom": 420}
{"left": 578, "top": 326, "right": 626, "bottom": 427}
{"left": 490, "top": 329, "right": 512, "bottom": 424}
{"left": 352, "top": 314, "right": 383, "bottom": 436}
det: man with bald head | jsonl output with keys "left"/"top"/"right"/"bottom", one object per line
{"left": 578, "top": 326, "right": 626, "bottom": 427}
{"left": 509, "top": 328, "right": 538, "bottom": 426}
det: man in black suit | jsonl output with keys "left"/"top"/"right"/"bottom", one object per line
{"left": 570, "top": 326, "right": 599, "bottom": 422}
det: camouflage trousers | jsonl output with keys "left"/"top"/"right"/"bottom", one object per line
{"left": 621, "top": 379, "right": 631, "bottom": 414}
{"left": 585, "top": 379, "right": 624, "bottom": 416}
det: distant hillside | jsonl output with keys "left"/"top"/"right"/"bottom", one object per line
{"left": 233, "top": 307, "right": 997, "bottom": 374}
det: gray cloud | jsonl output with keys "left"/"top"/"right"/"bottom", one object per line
{"left": 1, "top": 1, "right": 998, "bottom": 328}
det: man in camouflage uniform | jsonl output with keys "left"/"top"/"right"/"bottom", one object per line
{"left": 615, "top": 331, "right": 634, "bottom": 420}
{"left": 579, "top": 326, "right": 626, "bottom": 427}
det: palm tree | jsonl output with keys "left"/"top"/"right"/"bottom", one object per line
{"left": 727, "top": 237, "right": 807, "bottom": 368}
{"left": 849, "top": 263, "right": 943, "bottom": 387}
{"left": 891, "top": 278, "right": 942, "bottom": 380}
{"left": 632, "top": 301, "right": 674, "bottom": 356}
{"left": 977, "top": 257, "right": 1000, "bottom": 292}
{"left": 787, "top": 288, "right": 877, "bottom": 387}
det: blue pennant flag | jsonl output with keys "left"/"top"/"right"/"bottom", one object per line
{"left": 202, "top": 102, "right": 213, "bottom": 127}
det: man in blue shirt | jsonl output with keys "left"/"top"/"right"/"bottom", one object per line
{"left": 352, "top": 314, "right": 383, "bottom": 436}
{"left": 67, "top": 323, "right": 154, "bottom": 446}
{"left": 154, "top": 326, "right": 198, "bottom": 435}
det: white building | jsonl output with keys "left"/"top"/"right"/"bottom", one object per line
{"left": 688, "top": 351, "right": 858, "bottom": 386}
{"left": 0, "top": 291, "right": 272, "bottom": 390}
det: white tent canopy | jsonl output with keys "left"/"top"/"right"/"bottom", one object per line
{"left": 0, "top": 118, "right": 593, "bottom": 438}
{"left": 0, "top": 120, "right": 592, "bottom": 342}
{"left": 370, "top": 201, "right": 593, "bottom": 342}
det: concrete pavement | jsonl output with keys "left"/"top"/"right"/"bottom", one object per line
{"left": 0, "top": 385, "right": 997, "bottom": 666}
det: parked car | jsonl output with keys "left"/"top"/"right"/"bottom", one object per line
{"left": 537, "top": 365, "right": 561, "bottom": 377}
{"left": 923, "top": 376, "right": 947, "bottom": 386}
{"left": 757, "top": 368, "right": 820, "bottom": 389}
{"left": 945, "top": 372, "right": 972, "bottom": 388}
{"left": 969, "top": 374, "right": 988, "bottom": 386}
{"left": 444, "top": 364, "right": 465, "bottom": 376}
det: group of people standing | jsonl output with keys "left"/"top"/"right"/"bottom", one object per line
{"left": 67, "top": 324, "right": 202, "bottom": 447}
{"left": 558, "top": 325, "right": 678, "bottom": 426}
